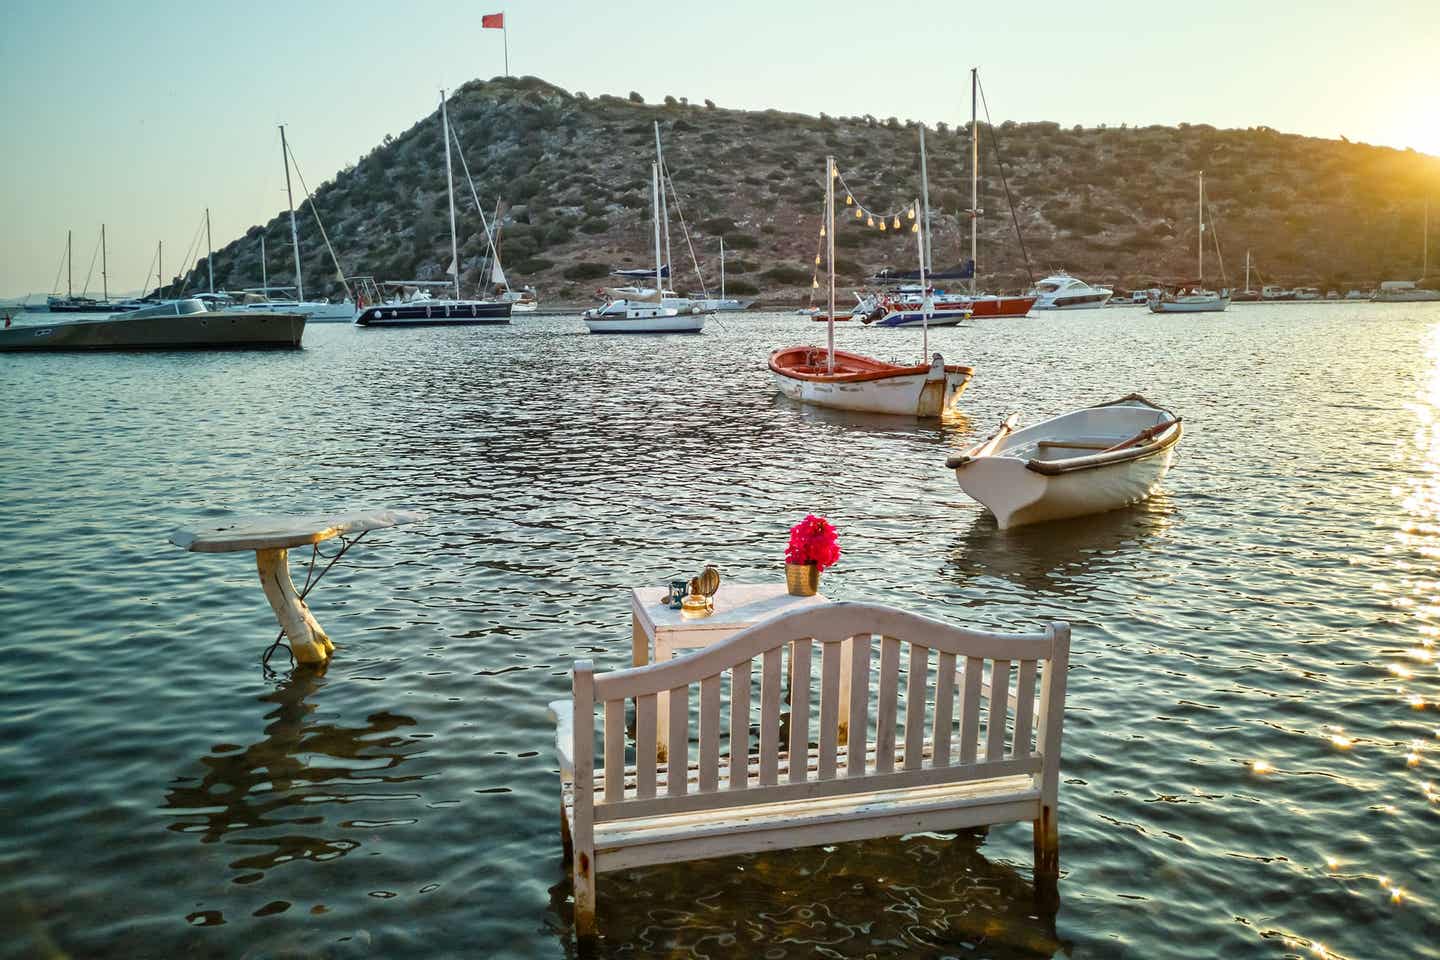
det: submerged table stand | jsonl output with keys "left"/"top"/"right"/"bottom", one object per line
{"left": 169, "top": 508, "right": 425, "bottom": 665}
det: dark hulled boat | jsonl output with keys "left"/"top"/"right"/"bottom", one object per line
{"left": 0, "top": 299, "right": 305, "bottom": 351}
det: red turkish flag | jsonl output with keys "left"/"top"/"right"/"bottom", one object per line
{"left": 482, "top": 12, "right": 504, "bottom": 28}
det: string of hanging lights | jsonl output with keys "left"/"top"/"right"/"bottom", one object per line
{"left": 810, "top": 162, "right": 922, "bottom": 291}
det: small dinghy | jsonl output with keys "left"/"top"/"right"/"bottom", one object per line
{"left": 946, "top": 394, "right": 1182, "bottom": 529}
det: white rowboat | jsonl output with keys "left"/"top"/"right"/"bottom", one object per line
{"left": 947, "top": 395, "right": 1182, "bottom": 529}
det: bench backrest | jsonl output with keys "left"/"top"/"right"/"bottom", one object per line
{"left": 571, "top": 602, "right": 1070, "bottom": 825}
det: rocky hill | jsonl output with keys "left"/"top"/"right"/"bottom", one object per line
{"left": 194, "top": 76, "right": 1440, "bottom": 303}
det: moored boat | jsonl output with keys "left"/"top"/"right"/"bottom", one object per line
{"left": 1030, "top": 272, "right": 1112, "bottom": 309}
{"left": 1149, "top": 172, "right": 1229, "bottom": 314}
{"left": 946, "top": 394, "right": 1182, "bottom": 529}
{"left": 0, "top": 298, "right": 306, "bottom": 351}
{"left": 770, "top": 346, "right": 971, "bottom": 417}
{"left": 770, "top": 155, "right": 972, "bottom": 418}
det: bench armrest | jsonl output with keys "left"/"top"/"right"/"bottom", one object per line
{"left": 547, "top": 698, "right": 575, "bottom": 781}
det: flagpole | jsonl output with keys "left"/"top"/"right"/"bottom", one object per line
{"left": 503, "top": 13, "right": 509, "bottom": 77}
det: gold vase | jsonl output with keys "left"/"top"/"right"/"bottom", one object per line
{"left": 785, "top": 563, "right": 820, "bottom": 597}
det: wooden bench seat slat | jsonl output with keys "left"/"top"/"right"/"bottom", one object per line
{"left": 1013, "top": 659, "right": 1037, "bottom": 760}
{"left": 759, "top": 647, "right": 782, "bottom": 786}
{"left": 932, "top": 650, "right": 956, "bottom": 766}
{"left": 698, "top": 674, "right": 721, "bottom": 792}
{"left": 636, "top": 694, "right": 658, "bottom": 800}
{"left": 668, "top": 684, "right": 689, "bottom": 796}
{"left": 818, "top": 639, "right": 840, "bottom": 780}
{"left": 729, "top": 661, "right": 750, "bottom": 790}
{"left": 846, "top": 634, "right": 872, "bottom": 777}
{"left": 604, "top": 699, "right": 625, "bottom": 802}
{"left": 959, "top": 656, "right": 982, "bottom": 764}
{"left": 789, "top": 638, "right": 812, "bottom": 784}
{"left": 875, "top": 636, "right": 901, "bottom": 774}
{"left": 904, "top": 644, "right": 928, "bottom": 771}
{"left": 987, "top": 659, "right": 1011, "bottom": 762}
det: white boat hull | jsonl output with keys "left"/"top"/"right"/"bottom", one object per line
{"left": 1149, "top": 295, "right": 1230, "bottom": 313}
{"left": 951, "top": 397, "right": 1181, "bottom": 529}
{"left": 584, "top": 314, "right": 704, "bottom": 334}
{"left": 770, "top": 361, "right": 969, "bottom": 417}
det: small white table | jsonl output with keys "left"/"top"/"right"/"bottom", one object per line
{"left": 630, "top": 582, "right": 831, "bottom": 759}
{"left": 170, "top": 508, "right": 424, "bottom": 664}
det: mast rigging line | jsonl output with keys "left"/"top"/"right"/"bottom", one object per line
{"left": 975, "top": 73, "right": 1036, "bottom": 288}
{"left": 656, "top": 152, "right": 710, "bottom": 298}
{"left": 1204, "top": 199, "right": 1229, "bottom": 285}
{"left": 174, "top": 212, "right": 207, "bottom": 297}
{"left": 79, "top": 232, "right": 102, "bottom": 297}
{"left": 284, "top": 138, "right": 353, "bottom": 301}
{"left": 445, "top": 113, "right": 506, "bottom": 301}
{"left": 50, "top": 242, "right": 67, "bottom": 297}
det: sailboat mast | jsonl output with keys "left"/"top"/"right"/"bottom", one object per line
{"left": 279, "top": 124, "right": 304, "bottom": 302}
{"left": 1425, "top": 200, "right": 1429, "bottom": 279}
{"left": 260, "top": 235, "right": 268, "bottom": 294}
{"left": 101, "top": 224, "right": 108, "bottom": 301}
{"left": 440, "top": 91, "right": 461, "bottom": 302}
{"left": 67, "top": 229, "right": 73, "bottom": 298}
{"left": 1244, "top": 249, "right": 1251, "bottom": 294}
{"left": 157, "top": 241, "right": 163, "bottom": 299}
{"left": 970, "top": 67, "right": 979, "bottom": 296}
{"left": 826, "top": 155, "right": 836, "bottom": 374}
{"left": 205, "top": 208, "right": 214, "bottom": 295}
{"left": 651, "top": 162, "right": 663, "bottom": 307}
{"left": 916, "top": 196, "right": 929, "bottom": 359}
{"left": 653, "top": 122, "right": 672, "bottom": 295}
{"left": 918, "top": 126, "right": 932, "bottom": 273}
{"left": 720, "top": 237, "right": 726, "bottom": 301}
{"left": 1198, "top": 171, "right": 1205, "bottom": 284}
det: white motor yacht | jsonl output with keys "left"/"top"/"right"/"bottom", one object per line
{"left": 1030, "top": 272, "right": 1112, "bottom": 309}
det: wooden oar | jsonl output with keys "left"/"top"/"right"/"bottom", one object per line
{"left": 1100, "top": 418, "right": 1180, "bottom": 454}
{"left": 945, "top": 414, "right": 1020, "bottom": 468}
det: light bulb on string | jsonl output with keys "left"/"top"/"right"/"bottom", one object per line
{"left": 893, "top": 216, "right": 901, "bottom": 229}
{"left": 812, "top": 278, "right": 819, "bottom": 288}
{"left": 911, "top": 223, "right": 919, "bottom": 233}
{"left": 855, "top": 209, "right": 863, "bottom": 219}
{"left": 846, "top": 195, "right": 853, "bottom": 205}
{"left": 820, "top": 226, "right": 826, "bottom": 237}
{"left": 866, "top": 216, "right": 874, "bottom": 227}
{"left": 908, "top": 207, "right": 915, "bottom": 220}
{"left": 880, "top": 220, "right": 887, "bottom": 232}
{"left": 815, "top": 255, "right": 821, "bottom": 265}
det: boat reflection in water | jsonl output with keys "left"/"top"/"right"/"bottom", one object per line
{"left": 161, "top": 667, "right": 424, "bottom": 879}
{"left": 949, "top": 495, "right": 1174, "bottom": 595}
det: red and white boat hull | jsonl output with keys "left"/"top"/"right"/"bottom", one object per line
{"left": 769, "top": 347, "right": 973, "bottom": 417}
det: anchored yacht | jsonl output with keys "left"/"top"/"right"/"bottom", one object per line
{"left": 1030, "top": 272, "right": 1112, "bottom": 310}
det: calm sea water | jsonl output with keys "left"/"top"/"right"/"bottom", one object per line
{"left": 2, "top": 305, "right": 1437, "bottom": 959}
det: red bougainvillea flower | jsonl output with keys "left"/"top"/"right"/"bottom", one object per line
{"left": 785, "top": 514, "right": 841, "bottom": 572}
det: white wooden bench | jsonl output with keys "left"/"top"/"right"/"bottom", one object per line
{"left": 548, "top": 601, "right": 1071, "bottom": 936}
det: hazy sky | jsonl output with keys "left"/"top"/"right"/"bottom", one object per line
{"left": 2, "top": 0, "right": 1436, "bottom": 298}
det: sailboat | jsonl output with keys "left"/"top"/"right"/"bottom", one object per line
{"left": 584, "top": 162, "right": 702, "bottom": 333}
{"left": 1149, "top": 171, "right": 1230, "bottom": 313}
{"left": 47, "top": 229, "right": 130, "bottom": 313}
{"left": 692, "top": 239, "right": 750, "bottom": 312}
{"left": 770, "top": 156, "right": 973, "bottom": 417}
{"left": 1374, "top": 201, "right": 1440, "bottom": 302}
{"left": 355, "top": 92, "right": 512, "bottom": 327}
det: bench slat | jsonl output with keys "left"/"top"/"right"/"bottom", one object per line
{"left": 987, "top": 659, "right": 1010, "bottom": 762}
{"left": 698, "top": 674, "right": 721, "bottom": 793}
{"left": 789, "top": 638, "right": 812, "bottom": 784}
{"left": 1013, "top": 659, "right": 1037, "bottom": 760}
{"left": 636, "top": 694, "right": 658, "bottom": 800}
{"left": 818, "top": 639, "right": 840, "bottom": 779}
{"left": 668, "top": 684, "right": 689, "bottom": 796}
{"left": 604, "top": 699, "right": 625, "bottom": 802}
{"left": 729, "top": 661, "right": 750, "bottom": 790}
{"left": 847, "top": 634, "right": 872, "bottom": 778}
{"left": 933, "top": 650, "right": 956, "bottom": 766}
{"left": 759, "top": 647, "right": 782, "bottom": 786}
{"left": 590, "top": 751, "right": 1042, "bottom": 822}
{"left": 904, "top": 644, "right": 928, "bottom": 771}
{"left": 959, "top": 656, "right": 982, "bottom": 764}
{"left": 875, "top": 636, "right": 900, "bottom": 774}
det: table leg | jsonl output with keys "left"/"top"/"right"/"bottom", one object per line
{"left": 631, "top": 616, "right": 649, "bottom": 668}
{"left": 256, "top": 547, "right": 334, "bottom": 664}
{"left": 655, "top": 635, "right": 671, "bottom": 762}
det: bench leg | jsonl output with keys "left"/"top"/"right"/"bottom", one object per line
{"left": 1033, "top": 802, "right": 1059, "bottom": 880}
{"left": 573, "top": 847, "right": 597, "bottom": 938}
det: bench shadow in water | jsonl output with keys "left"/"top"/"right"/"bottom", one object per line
{"left": 548, "top": 830, "right": 1063, "bottom": 958}
{"left": 948, "top": 495, "right": 1176, "bottom": 595}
